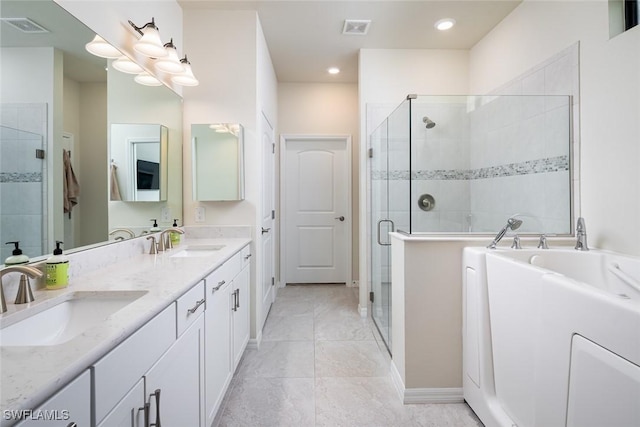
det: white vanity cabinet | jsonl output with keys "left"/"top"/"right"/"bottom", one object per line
{"left": 232, "top": 251, "right": 251, "bottom": 370}
{"left": 14, "top": 370, "right": 91, "bottom": 427}
{"left": 204, "top": 244, "right": 252, "bottom": 426}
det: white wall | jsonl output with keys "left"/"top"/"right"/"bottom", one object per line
{"left": 470, "top": 0, "right": 640, "bottom": 255}
{"left": 278, "top": 82, "right": 360, "bottom": 282}
{"left": 182, "top": 10, "right": 258, "bottom": 226}
{"left": 183, "top": 9, "right": 278, "bottom": 339}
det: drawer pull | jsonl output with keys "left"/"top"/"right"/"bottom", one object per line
{"left": 244, "top": 254, "right": 252, "bottom": 260}
{"left": 212, "top": 280, "right": 226, "bottom": 293}
{"left": 139, "top": 403, "right": 150, "bottom": 427}
{"left": 187, "top": 298, "right": 205, "bottom": 314}
{"left": 150, "top": 389, "right": 161, "bottom": 427}
{"left": 67, "top": 423, "right": 78, "bottom": 427}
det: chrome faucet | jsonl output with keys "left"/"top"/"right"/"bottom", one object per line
{"left": 109, "top": 228, "right": 135, "bottom": 239}
{"left": 538, "top": 234, "right": 549, "bottom": 249}
{"left": 511, "top": 235, "right": 522, "bottom": 249}
{"left": 575, "top": 217, "right": 589, "bottom": 251}
{"left": 0, "top": 265, "right": 44, "bottom": 314}
{"left": 158, "top": 228, "right": 185, "bottom": 252}
{"left": 487, "top": 217, "right": 524, "bottom": 249}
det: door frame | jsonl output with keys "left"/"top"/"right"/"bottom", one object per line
{"left": 279, "top": 134, "right": 352, "bottom": 287}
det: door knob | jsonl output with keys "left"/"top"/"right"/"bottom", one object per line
{"left": 335, "top": 216, "right": 345, "bottom": 221}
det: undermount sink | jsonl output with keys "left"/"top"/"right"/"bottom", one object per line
{"left": 170, "top": 244, "right": 225, "bottom": 258}
{"left": 0, "top": 291, "right": 147, "bottom": 347}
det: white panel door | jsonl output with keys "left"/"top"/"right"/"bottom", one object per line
{"left": 260, "top": 113, "right": 275, "bottom": 329}
{"left": 283, "top": 136, "right": 350, "bottom": 284}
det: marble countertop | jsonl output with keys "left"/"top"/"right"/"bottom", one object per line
{"left": 0, "top": 237, "right": 251, "bottom": 418}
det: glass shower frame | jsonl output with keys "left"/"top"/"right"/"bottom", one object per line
{"left": 370, "top": 94, "right": 573, "bottom": 353}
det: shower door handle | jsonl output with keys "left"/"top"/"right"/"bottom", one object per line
{"left": 376, "top": 219, "right": 395, "bottom": 246}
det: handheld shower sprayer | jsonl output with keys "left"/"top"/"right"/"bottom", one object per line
{"left": 422, "top": 116, "right": 436, "bottom": 129}
{"left": 487, "top": 216, "right": 523, "bottom": 249}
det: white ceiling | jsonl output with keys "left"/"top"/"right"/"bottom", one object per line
{"left": 179, "top": 1, "right": 522, "bottom": 83}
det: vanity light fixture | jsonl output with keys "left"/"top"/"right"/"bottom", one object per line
{"left": 85, "top": 35, "right": 121, "bottom": 58}
{"left": 327, "top": 67, "right": 340, "bottom": 75}
{"left": 155, "top": 39, "right": 185, "bottom": 74}
{"left": 112, "top": 55, "right": 144, "bottom": 74}
{"left": 134, "top": 71, "right": 163, "bottom": 86}
{"left": 434, "top": 18, "right": 456, "bottom": 31}
{"left": 171, "top": 56, "right": 199, "bottom": 86}
{"left": 128, "top": 18, "right": 167, "bottom": 58}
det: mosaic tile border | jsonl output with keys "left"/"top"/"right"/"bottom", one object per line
{"left": 0, "top": 172, "right": 43, "bottom": 183}
{"left": 372, "top": 155, "right": 569, "bottom": 180}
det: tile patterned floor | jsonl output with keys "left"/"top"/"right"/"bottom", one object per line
{"left": 215, "top": 285, "right": 483, "bottom": 427}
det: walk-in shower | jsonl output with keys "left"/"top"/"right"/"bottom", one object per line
{"left": 369, "top": 94, "right": 572, "bottom": 350}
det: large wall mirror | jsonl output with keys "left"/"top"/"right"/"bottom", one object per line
{"left": 0, "top": 0, "right": 182, "bottom": 262}
{"left": 192, "top": 123, "right": 245, "bottom": 201}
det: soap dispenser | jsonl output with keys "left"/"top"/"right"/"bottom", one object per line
{"left": 46, "top": 241, "right": 69, "bottom": 290}
{"left": 171, "top": 219, "right": 182, "bottom": 246}
{"left": 150, "top": 219, "right": 161, "bottom": 233}
{"left": 4, "top": 241, "right": 29, "bottom": 265}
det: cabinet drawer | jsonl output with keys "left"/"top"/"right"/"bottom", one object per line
{"left": 241, "top": 245, "right": 252, "bottom": 269}
{"left": 206, "top": 254, "right": 241, "bottom": 293}
{"left": 176, "top": 281, "right": 206, "bottom": 336}
{"left": 93, "top": 304, "right": 175, "bottom": 425}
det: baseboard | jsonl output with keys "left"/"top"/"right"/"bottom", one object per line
{"left": 390, "top": 361, "right": 464, "bottom": 404}
{"left": 247, "top": 329, "right": 262, "bottom": 350}
{"left": 358, "top": 303, "right": 367, "bottom": 318}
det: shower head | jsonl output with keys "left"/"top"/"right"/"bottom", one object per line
{"left": 487, "top": 216, "right": 524, "bottom": 249}
{"left": 507, "top": 217, "right": 523, "bottom": 230}
{"left": 422, "top": 116, "right": 436, "bottom": 129}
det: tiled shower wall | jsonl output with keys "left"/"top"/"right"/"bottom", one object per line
{"left": 406, "top": 44, "right": 577, "bottom": 234}
{"left": 0, "top": 104, "right": 47, "bottom": 261}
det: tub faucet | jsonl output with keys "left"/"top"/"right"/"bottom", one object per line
{"left": 575, "top": 217, "right": 589, "bottom": 251}
{"left": 538, "top": 234, "right": 549, "bottom": 249}
{"left": 0, "top": 265, "right": 44, "bottom": 314}
{"left": 511, "top": 235, "right": 522, "bottom": 249}
{"left": 487, "top": 217, "right": 523, "bottom": 249}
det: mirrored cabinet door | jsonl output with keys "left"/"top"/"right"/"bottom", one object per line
{"left": 192, "top": 123, "right": 245, "bottom": 201}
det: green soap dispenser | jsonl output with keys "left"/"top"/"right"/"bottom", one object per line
{"left": 4, "top": 241, "right": 29, "bottom": 265}
{"left": 150, "top": 219, "right": 161, "bottom": 232}
{"left": 171, "top": 219, "right": 182, "bottom": 246}
{"left": 46, "top": 241, "right": 69, "bottom": 289}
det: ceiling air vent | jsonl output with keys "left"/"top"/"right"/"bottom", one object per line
{"left": 342, "top": 19, "right": 371, "bottom": 36}
{"left": 1, "top": 18, "right": 49, "bottom": 33}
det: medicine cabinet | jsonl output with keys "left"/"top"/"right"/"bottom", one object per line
{"left": 191, "top": 123, "right": 245, "bottom": 201}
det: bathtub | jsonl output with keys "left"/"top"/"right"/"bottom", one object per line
{"left": 463, "top": 247, "right": 640, "bottom": 427}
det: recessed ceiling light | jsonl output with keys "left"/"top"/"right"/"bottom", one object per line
{"left": 327, "top": 67, "right": 340, "bottom": 75}
{"left": 435, "top": 18, "right": 456, "bottom": 31}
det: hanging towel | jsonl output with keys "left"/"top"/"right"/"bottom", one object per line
{"left": 63, "top": 149, "right": 80, "bottom": 214}
{"left": 110, "top": 163, "right": 122, "bottom": 201}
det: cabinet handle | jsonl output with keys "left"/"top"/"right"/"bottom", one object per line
{"left": 150, "top": 389, "right": 161, "bottom": 427}
{"left": 67, "top": 423, "right": 78, "bottom": 427}
{"left": 139, "top": 403, "right": 150, "bottom": 427}
{"left": 187, "top": 298, "right": 205, "bottom": 314}
{"left": 212, "top": 280, "right": 226, "bottom": 293}
{"left": 244, "top": 254, "right": 252, "bottom": 260}
{"left": 231, "top": 289, "right": 237, "bottom": 312}
{"left": 236, "top": 288, "right": 240, "bottom": 309}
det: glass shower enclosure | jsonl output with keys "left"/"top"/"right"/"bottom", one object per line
{"left": 370, "top": 94, "right": 572, "bottom": 351}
